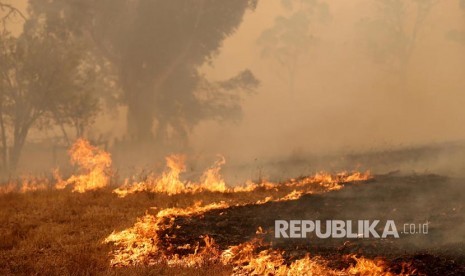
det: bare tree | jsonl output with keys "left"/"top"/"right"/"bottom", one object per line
{"left": 0, "top": 2, "right": 25, "bottom": 31}
{"left": 358, "top": 0, "right": 439, "bottom": 86}
{"left": 258, "top": 0, "right": 329, "bottom": 94}
{"left": 447, "top": 0, "right": 465, "bottom": 44}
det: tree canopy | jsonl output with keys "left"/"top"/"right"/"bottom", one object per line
{"left": 30, "top": 0, "right": 259, "bottom": 147}
{"left": 0, "top": 6, "right": 102, "bottom": 169}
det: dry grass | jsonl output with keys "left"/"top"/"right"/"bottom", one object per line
{"left": 0, "top": 188, "right": 235, "bottom": 275}
{"left": 1, "top": 173, "right": 464, "bottom": 275}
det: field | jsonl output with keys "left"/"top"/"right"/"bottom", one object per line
{"left": 0, "top": 141, "right": 464, "bottom": 275}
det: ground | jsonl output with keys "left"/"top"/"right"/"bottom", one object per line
{"left": 0, "top": 173, "right": 464, "bottom": 275}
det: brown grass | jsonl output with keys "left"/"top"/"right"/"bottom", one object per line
{"left": 0, "top": 188, "right": 235, "bottom": 275}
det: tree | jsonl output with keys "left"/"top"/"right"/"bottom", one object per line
{"left": 447, "top": 0, "right": 465, "bottom": 44}
{"left": 0, "top": 1, "right": 25, "bottom": 169}
{"left": 258, "top": 0, "right": 329, "bottom": 94}
{"left": 0, "top": 2, "right": 26, "bottom": 31}
{"left": 0, "top": 17, "right": 101, "bottom": 170}
{"left": 29, "top": 0, "right": 259, "bottom": 147}
{"left": 358, "top": 0, "right": 438, "bottom": 85}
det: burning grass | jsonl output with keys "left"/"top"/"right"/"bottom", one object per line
{"left": 0, "top": 139, "right": 464, "bottom": 275}
{"left": 56, "top": 138, "right": 112, "bottom": 193}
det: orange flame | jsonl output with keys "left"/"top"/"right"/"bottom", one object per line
{"left": 113, "top": 155, "right": 228, "bottom": 197}
{"left": 0, "top": 174, "right": 50, "bottom": 194}
{"left": 196, "top": 155, "right": 227, "bottom": 193}
{"left": 104, "top": 201, "right": 229, "bottom": 266}
{"left": 55, "top": 138, "right": 112, "bottom": 193}
{"left": 346, "top": 254, "right": 394, "bottom": 276}
{"left": 101, "top": 168, "right": 399, "bottom": 275}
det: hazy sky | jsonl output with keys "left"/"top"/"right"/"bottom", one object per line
{"left": 191, "top": 0, "right": 465, "bottom": 162}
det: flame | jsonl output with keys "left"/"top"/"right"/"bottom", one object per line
{"left": 286, "top": 171, "right": 372, "bottom": 189}
{"left": 104, "top": 201, "right": 229, "bottom": 266}
{"left": 55, "top": 138, "right": 112, "bottom": 193}
{"left": 219, "top": 238, "right": 340, "bottom": 275}
{"left": 0, "top": 141, "right": 387, "bottom": 274}
{"left": 197, "top": 155, "right": 227, "bottom": 193}
{"left": 155, "top": 154, "right": 188, "bottom": 195}
{"left": 346, "top": 254, "right": 394, "bottom": 276}
{"left": 107, "top": 229, "right": 410, "bottom": 275}
{"left": 0, "top": 182, "right": 16, "bottom": 194}
{"left": 114, "top": 155, "right": 228, "bottom": 197}
{"left": 101, "top": 169, "right": 406, "bottom": 275}
{"left": 0, "top": 140, "right": 407, "bottom": 275}
{"left": 0, "top": 137, "right": 371, "bottom": 200}
{"left": 0, "top": 174, "right": 50, "bottom": 194}
{"left": 18, "top": 175, "right": 49, "bottom": 193}
{"left": 166, "top": 236, "right": 222, "bottom": 267}
{"left": 277, "top": 189, "right": 304, "bottom": 201}
{"left": 106, "top": 168, "right": 373, "bottom": 267}
{"left": 232, "top": 180, "right": 277, "bottom": 193}
{"left": 114, "top": 154, "right": 371, "bottom": 201}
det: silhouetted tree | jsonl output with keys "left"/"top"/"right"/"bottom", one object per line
{"left": 30, "top": 0, "right": 259, "bottom": 147}
{"left": 447, "top": 0, "right": 465, "bottom": 44}
{"left": 0, "top": 17, "right": 101, "bottom": 170}
{"left": 358, "top": 0, "right": 438, "bottom": 84}
{"left": 0, "top": 2, "right": 25, "bottom": 31}
{"left": 258, "top": 0, "right": 329, "bottom": 94}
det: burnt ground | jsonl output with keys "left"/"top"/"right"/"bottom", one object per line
{"left": 161, "top": 174, "right": 465, "bottom": 275}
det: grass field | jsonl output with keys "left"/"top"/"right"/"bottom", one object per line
{"left": 1, "top": 141, "right": 465, "bottom": 275}
{"left": 0, "top": 172, "right": 464, "bottom": 275}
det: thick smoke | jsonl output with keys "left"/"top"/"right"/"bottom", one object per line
{"left": 3, "top": 0, "right": 465, "bottom": 181}
{"left": 189, "top": 0, "right": 465, "bottom": 180}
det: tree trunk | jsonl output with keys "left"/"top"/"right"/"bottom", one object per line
{"left": 126, "top": 90, "right": 154, "bottom": 142}
{"left": 0, "top": 107, "right": 7, "bottom": 171}
{"left": 9, "top": 126, "right": 29, "bottom": 171}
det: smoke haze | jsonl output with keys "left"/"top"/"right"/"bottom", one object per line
{"left": 193, "top": 1, "right": 465, "bottom": 160}
{"left": 3, "top": 0, "right": 465, "bottom": 180}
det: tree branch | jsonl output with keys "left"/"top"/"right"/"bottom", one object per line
{"left": 0, "top": 2, "right": 26, "bottom": 21}
{"left": 0, "top": 2, "right": 26, "bottom": 33}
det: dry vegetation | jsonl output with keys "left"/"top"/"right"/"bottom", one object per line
{"left": 0, "top": 174, "right": 464, "bottom": 275}
{"left": 0, "top": 140, "right": 464, "bottom": 275}
{"left": 0, "top": 188, "right": 235, "bottom": 275}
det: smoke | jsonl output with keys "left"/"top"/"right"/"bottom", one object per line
{"left": 4, "top": 1, "right": 465, "bottom": 179}
{"left": 189, "top": 0, "right": 465, "bottom": 176}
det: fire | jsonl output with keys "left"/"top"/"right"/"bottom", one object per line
{"left": 276, "top": 189, "right": 304, "bottom": 201}
{"left": 106, "top": 216, "right": 405, "bottom": 276}
{"left": 0, "top": 182, "right": 16, "bottom": 194}
{"left": 0, "top": 174, "right": 51, "bottom": 194}
{"left": 0, "top": 139, "right": 417, "bottom": 275}
{"left": 166, "top": 236, "right": 222, "bottom": 267}
{"left": 104, "top": 201, "right": 229, "bottom": 266}
{"left": 113, "top": 154, "right": 227, "bottom": 197}
{"left": 0, "top": 138, "right": 371, "bottom": 198}
{"left": 107, "top": 224, "right": 411, "bottom": 275}
{"left": 102, "top": 168, "right": 398, "bottom": 275}
{"left": 55, "top": 138, "right": 112, "bottom": 193}
{"left": 346, "top": 254, "right": 395, "bottom": 276}
{"left": 231, "top": 179, "right": 277, "bottom": 193}
{"left": 0, "top": 140, "right": 390, "bottom": 274}
{"left": 222, "top": 244, "right": 338, "bottom": 276}
{"left": 197, "top": 155, "right": 227, "bottom": 193}
{"left": 114, "top": 154, "right": 371, "bottom": 200}
{"left": 286, "top": 171, "right": 372, "bottom": 190}
{"left": 18, "top": 175, "right": 49, "bottom": 193}
{"left": 155, "top": 154, "right": 188, "bottom": 195}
